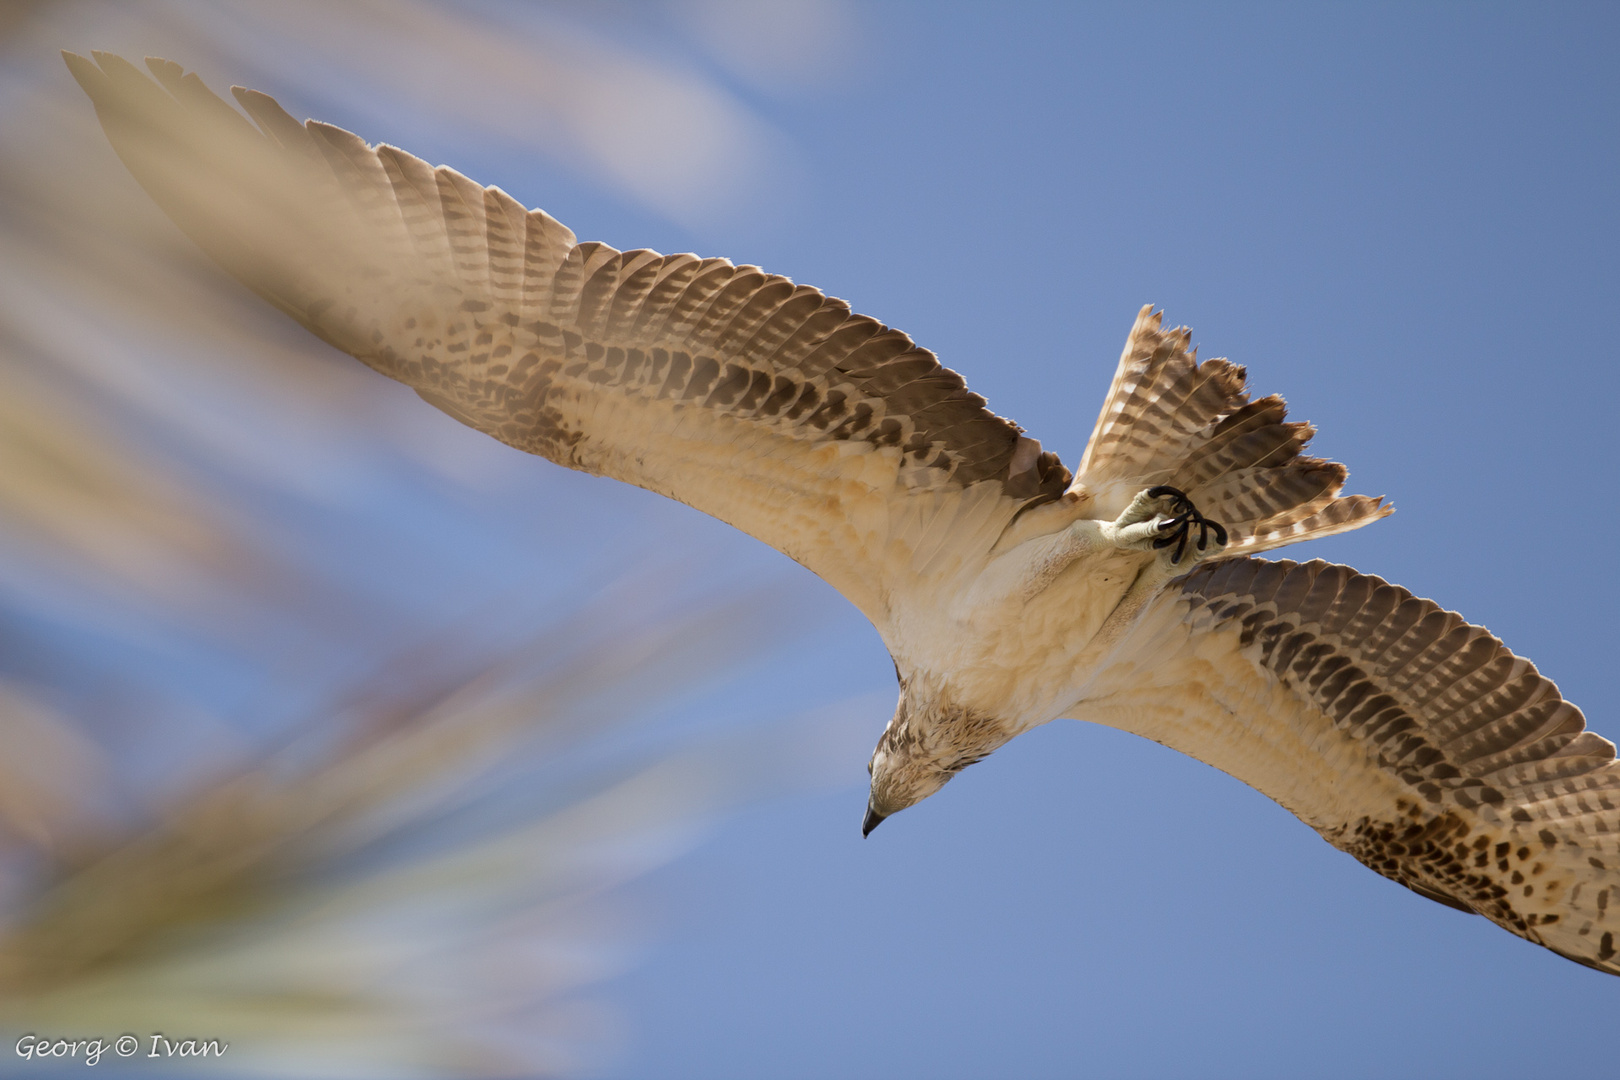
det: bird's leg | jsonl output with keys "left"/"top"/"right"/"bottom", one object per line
{"left": 968, "top": 487, "right": 1227, "bottom": 610}
{"left": 1079, "top": 487, "right": 1230, "bottom": 656}
{"left": 1105, "top": 485, "right": 1228, "bottom": 570}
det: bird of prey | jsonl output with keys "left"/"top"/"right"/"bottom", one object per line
{"left": 65, "top": 51, "right": 1620, "bottom": 975}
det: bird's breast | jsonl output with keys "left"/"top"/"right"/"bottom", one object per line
{"left": 887, "top": 545, "right": 1150, "bottom": 729}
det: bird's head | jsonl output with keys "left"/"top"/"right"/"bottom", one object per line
{"left": 863, "top": 686, "right": 1004, "bottom": 836}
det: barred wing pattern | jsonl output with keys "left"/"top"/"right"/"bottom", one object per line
{"left": 1073, "top": 307, "right": 1391, "bottom": 553}
{"left": 1073, "top": 557, "right": 1620, "bottom": 972}
{"left": 65, "top": 51, "right": 1070, "bottom": 623}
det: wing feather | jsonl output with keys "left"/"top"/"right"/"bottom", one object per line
{"left": 1070, "top": 557, "right": 1620, "bottom": 972}
{"left": 66, "top": 52, "right": 1074, "bottom": 623}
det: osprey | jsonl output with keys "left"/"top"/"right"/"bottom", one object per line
{"left": 67, "top": 51, "right": 1620, "bottom": 975}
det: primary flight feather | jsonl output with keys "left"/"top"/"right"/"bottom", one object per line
{"left": 65, "top": 50, "right": 1620, "bottom": 975}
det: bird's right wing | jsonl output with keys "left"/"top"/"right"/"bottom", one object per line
{"left": 1064, "top": 556, "right": 1620, "bottom": 973}
{"left": 64, "top": 52, "right": 1073, "bottom": 627}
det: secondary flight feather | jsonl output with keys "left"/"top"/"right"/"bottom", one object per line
{"left": 65, "top": 51, "right": 1620, "bottom": 975}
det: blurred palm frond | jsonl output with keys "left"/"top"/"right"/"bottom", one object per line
{"left": 0, "top": 3, "right": 867, "bottom": 1075}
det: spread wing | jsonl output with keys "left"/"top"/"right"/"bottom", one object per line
{"left": 1067, "top": 556, "right": 1620, "bottom": 973}
{"left": 64, "top": 51, "right": 1070, "bottom": 624}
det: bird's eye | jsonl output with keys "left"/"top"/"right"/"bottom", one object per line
{"left": 867, "top": 759, "right": 874, "bottom": 777}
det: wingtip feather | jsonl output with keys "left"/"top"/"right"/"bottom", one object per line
{"left": 143, "top": 56, "right": 183, "bottom": 84}
{"left": 60, "top": 49, "right": 104, "bottom": 96}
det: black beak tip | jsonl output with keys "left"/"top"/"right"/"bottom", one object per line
{"left": 862, "top": 806, "right": 887, "bottom": 837}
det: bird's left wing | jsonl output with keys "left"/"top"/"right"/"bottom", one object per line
{"left": 64, "top": 52, "right": 1071, "bottom": 624}
{"left": 1065, "top": 556, "right": 1620, "bottom": 972}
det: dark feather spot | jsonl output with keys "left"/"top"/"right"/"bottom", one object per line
{"left": 1330, "top": 680, "right": 1373, "bottom": 721}
{"left": 759, "top": 376, "right": 799, "bottom": 416}
{"left": 737, "top": 369, "right": 774, "bottom": 411}
{"left": 806, "top": 391, "right": 848, "bottom": 430}
{"left": 872, "top": 417, "right": 904, "bottom": 447}
{"left": 1238, "top": 612, "right": 1266, "bottom": 648}
{"left": 622, "top": 348, "right": 646, "bottom": 381}
{"left": 685, "top": 356, "right": 721, "bottom": 400}
{"left": 783, "top": 383, "right": 820, "bottom": 421}
{"left": 706, "top": 364, "right": 752, "bottom": 407}
{"left": 659, "top": 351, "right": 693, "bottom": 398}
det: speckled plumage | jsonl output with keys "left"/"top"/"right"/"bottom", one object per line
{"left": 1076, "top": 558, "right": 1620, "bottom": 972}
{"left": 68, "top": 51, "right": 1620, "bottom": 974}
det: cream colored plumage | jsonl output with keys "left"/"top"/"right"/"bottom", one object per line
{"left": 65, "top": 51, "right": 1620, "bottom": 974}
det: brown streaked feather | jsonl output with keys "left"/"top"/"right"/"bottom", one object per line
{"left": 1074, "top": 305, "right": 1391, "bottom": 551}
{"left": 1075, "top": 557, "right": 1620, "bottom": 973}
{"left": 65, "top": 51, "right": 1074, "bottom": 623}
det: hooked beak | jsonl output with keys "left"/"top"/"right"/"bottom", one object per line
{"left": 862, "top": 804, "right": 888, "bottom": 837}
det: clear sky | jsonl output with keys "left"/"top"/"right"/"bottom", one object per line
{"left": 9, "top": 3, "right": 1620, "bottom": 1078}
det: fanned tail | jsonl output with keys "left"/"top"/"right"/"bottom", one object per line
{"left": 1072, "top": 305, "right": 1390, "bottom": 553}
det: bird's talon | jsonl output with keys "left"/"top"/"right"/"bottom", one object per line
{"left": 1128, "top": 485, "right": 1226, "bottom": 566}
{"left": 1118, "top": 486, "right": 1225, "bottom": 564}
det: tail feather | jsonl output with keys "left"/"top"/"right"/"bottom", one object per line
{"left": 1244, "top": 493, "right": 1391, "bottom": 551}
{"left": 1072, "top": 306, "right": 1390, "bottom": 552}
{"left": 1172, "top": 402, "right": 1309, "bottom": 489}
{"left": 1187, "top": 462, "right": 1345, "bottom": 527}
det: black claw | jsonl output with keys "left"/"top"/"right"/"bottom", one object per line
{"left": 1145, "top": 485, "right": 1193, "bottom": 516}
{"left": 1144, "top": 486, "right": 1226, "bottom": 565}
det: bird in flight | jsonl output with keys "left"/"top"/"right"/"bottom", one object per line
{"left": 65, "top": 51, "right": 1620, "bottom": 975}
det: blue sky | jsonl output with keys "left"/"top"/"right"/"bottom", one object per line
{"left": 9, "top": 3, "right": 1620, "bottom": 1078}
